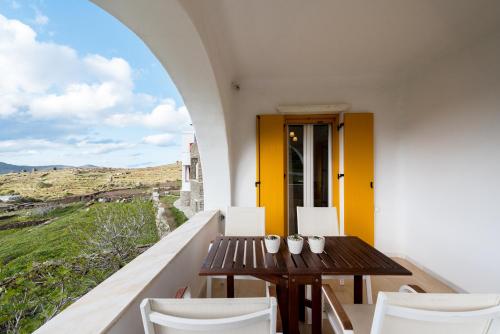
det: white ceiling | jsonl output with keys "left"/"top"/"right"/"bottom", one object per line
{"left": 182, "top": 0, "right": 500, "bottom": 81}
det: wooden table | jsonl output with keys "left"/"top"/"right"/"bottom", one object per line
{"left": 200, "top": 236, "right": 411, "bottom": 334}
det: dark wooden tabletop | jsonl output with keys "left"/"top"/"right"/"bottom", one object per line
{"left": 199, "top": 236, "right": 411, "bottom": 277}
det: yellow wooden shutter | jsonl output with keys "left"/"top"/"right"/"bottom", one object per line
{"left": 256, "top": 115, "right": 286, "bottom": 236}
{"left": 344, "top": 113, "right": 374, "bottom": 245}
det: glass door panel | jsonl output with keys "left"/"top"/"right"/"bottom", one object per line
{"left": 287, "top": 124, "right": 332, "bottom": 234}
{"left": 287, "top": 125, "right": 304, "bottom": 235}
{"left": 313, "top": 124, "right": 330, "bottom": 207}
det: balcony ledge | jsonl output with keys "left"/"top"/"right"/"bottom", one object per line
{"left": 34, "top": 210, "right": 220, "bottom": 334}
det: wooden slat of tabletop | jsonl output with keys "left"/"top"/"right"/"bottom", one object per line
{"left": 263, "top": 239, "right": 276, "bottom": 269}
{"left": 342, "top": 238, "right": 389, "bottom": 268}
{"left": 341, "top": 237, "right": 400, "bottom": 269}
{"left": 274, "top": 240, "right": 287, "bottom": 269}
{"left": 246, "top": 237, "right": 254, "bottom": 268}
{"left": 201, "top": 238, "right": 221, "bottom": 270}
{"left": 317, "top": 251, "right": 337, "bottom": 269}
{"left": 338, "top": 238, "right": 368, "bottom": 268}
{"left": 354, "top": 238, "right": 400, "bottom": 268}
{"left": 324, "top": 238, "right": 351, "bottom": 268}
{"left": 278, "top": 239, "right": 295, "bottom": 269}
{"left": 334, "top": 238, "right": 372, "bottom": 268}
{"left": 291, "top": 253, "right": 307, "bottom": 269}
{"left": 223, "top": 237, "right": 237, "bottom": 270}
{"left": 235, "top": 237, "right": 245, "bottom": 269}
{"left": 322, "top": 237, "right": 411, "bottom": 275}
{"left": 255, "top": 238, "right": 265, "bottom": 268}
{"left": 301, "top": 242, "right": 323, "bottom": 269}
{"left": 212, "top": 238, "right": 229, "bottom": 269}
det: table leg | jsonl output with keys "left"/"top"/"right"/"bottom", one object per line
{"left": 298, "top": 284, "right": 305, "bottom": 322}
{"left": 311, "top": 276, "right": 322, "bottom": 334}
{"left": 354, "top": 275, "right": 363, "bottom": 304}
{"left": 276, "top": 279, "right": 289, "bottom": 334}
{"left": 226, "top": 275, "right": 234, "bottom": 298}
{"left": 288, "top": 277, "right": 300, "bottom": 334}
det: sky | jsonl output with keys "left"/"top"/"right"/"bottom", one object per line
{"left": 0, "top": 0, "right": 191, "bottom": 168}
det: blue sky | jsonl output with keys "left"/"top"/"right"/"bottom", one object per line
{"left": 0, "top": 0, "right": 191, "bottom": 168}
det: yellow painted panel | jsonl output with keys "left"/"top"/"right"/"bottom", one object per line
{"left": 256, "top": 115, "right": 285, "bottom": 236}
{"left": 344, "top": 113, "right": 374, "bottom": 245}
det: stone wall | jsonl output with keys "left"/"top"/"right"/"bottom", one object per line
{"left": 180, "top": 190, "right": 190, "bottom": 207}
{"left": 189, "top": 180, "right": 204, "bottom": 213}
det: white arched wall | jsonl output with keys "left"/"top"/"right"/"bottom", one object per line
{"left": 92, "top": 0, "right": 231, "bottom": 210}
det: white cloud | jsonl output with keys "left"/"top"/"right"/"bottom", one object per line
{"left": 0, "top": 138, "right": 60, "bottom": 152}
{"left": 75, "top": 140, "right": 134, "bottom": 154}
{"left": 0, "top": 13, "right": 188, "bottom": 167}
{"left": 84, "top": 55, "right": 132, "bottom": 84}
{"left": 142, "top": 133, "right": 176, "bottom": 147}
{"left": 144, "top": 103, "right": 190, "bottom": 130}
{"left": 0, "top": 12, "right": 191, "bottom": 139}
{"left": 34, "top": 13, "right": 49, "bottom": 26}
{"left": 0, "top": 14, "right": 137, "bottom": 120}
{"left": 30, "top": 82, "right": 126, "bottom": 119}
{"left": 0, "top": 138, "right": 133, "bottom": 156}
{"left": 105, "top": 100, "right": 191, "bottom": 132}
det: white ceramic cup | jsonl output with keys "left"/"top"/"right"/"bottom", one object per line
{"left": 308, "top": 236, "right": 325, "bottom": 253}
{"left": 264, "top": 235, "right": 281, "bottom": 253}
{"left": 287, "top": 235, "right": 304, "bottom": 254}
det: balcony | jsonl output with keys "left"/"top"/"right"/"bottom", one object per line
{"left": 30, "top": 0, "right": 500, "bottom": 332}
{"left": 35, "top": 210, "right": 456, "bottom": 334}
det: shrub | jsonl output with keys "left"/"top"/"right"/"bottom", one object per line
{"left": 36, "top": 182, "right": 52, "bottom": 189}
{"left": 79, "top": 200, "right": 157, "bottom": 268}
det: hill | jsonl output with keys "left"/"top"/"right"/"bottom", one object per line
{"left": 0, "top": 162, "right": 70, "bottom": 174}
{"left": 0, "top": 163, "right": 181, "bottom": 200}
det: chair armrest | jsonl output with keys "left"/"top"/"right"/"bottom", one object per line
{"left": 175, "top": 286, "right": 191, "bottom": 299}
{"left": 322, "top": 284, "right": 353, "bottom": 331}
{"left": 266, "top": 285, "right": 283, "bottom": 333}
{"left": 399, "top": 284, "right": 426, "bottom": 293}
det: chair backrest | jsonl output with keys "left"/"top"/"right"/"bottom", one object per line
{"left": 296, "top": 206, "right": 339, "bottom": 236}
{"left": 371, "top": 292, "right": 500, "bottom": 334}
{"left": 225, "top": 207, "right": 266, "bottom": 236}
{"left": 140, "top": 297, "right": 277, "bottom": 334}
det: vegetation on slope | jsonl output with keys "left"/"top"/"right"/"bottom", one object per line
{"left": 160, "top": 195, "right": 188, "bottom": 228}
{"left": 0, "top": 163, "right": 181, "bottom": 201}
{"left": 0, "top": 200, "right": 158, "bottom": 333}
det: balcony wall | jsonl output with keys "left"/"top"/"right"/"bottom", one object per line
{"left": 34, "top": 210, "right": 220, "bottom": 334}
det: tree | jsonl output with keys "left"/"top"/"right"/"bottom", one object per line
{"left": 80, "top": 200, "right": 157, "bottom": 268}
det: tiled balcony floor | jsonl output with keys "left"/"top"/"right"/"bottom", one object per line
{"left": 210, "top": 258, "right": 454, "bottom": 333}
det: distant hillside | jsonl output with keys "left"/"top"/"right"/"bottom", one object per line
{"left": 0, "top": 163, "right": 182, "bottom": 200}
{"left": 0, "top": 162, "right": 69, "bottom": 174}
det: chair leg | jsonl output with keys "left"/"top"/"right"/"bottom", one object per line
{"left": 364, "top": 276, "right": 373, "bottom": 304}
{"left": 206, "top": 277, "right": 212, "bottom": 298}
{"left": 305, "top": 285, "right": 312, "bottom": 324}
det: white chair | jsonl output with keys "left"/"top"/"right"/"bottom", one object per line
{"left": 224, "top": 206, "right": 266, "bottom": 236}
{"left": 140, "top": 297, "right": 278, "bottom": 334}
{"left": 296, "top": 206, "right": 373, "bottom": 305}
{"left": 323, "top": 284, "right": 500, "bottom": 334}
{"left": 206, "top": 207, "right": 267, "bottom": 298}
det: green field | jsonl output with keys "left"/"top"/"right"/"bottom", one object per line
{"left": 0, "top": 200, "right": 160, "bottom": 333}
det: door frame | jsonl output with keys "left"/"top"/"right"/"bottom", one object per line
{"left": 284, "top": 114, "right": 340, "bottom": 235}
